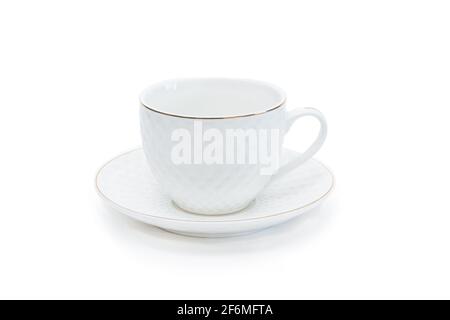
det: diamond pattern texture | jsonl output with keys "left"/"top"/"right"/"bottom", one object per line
{"left": 140, "top": 106, "right": 287, "bottom": 214}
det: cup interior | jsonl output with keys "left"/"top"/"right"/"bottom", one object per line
{"left": 140, "top": 78, "right": 285, "bottom": 118}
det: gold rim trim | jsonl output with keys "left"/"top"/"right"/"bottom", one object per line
{"left": 140, "top": 100, "right": 286, "bottom": 120}
{"left": 95, "top": 149, "right": 334, "bottom": 224}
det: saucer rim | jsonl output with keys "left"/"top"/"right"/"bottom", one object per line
{"left": 95, "top": 148, "right": 334, "bottom": 223}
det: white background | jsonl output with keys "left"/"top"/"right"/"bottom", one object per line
{"left": 1, "top": 0, "right": 449, "bottom": 299}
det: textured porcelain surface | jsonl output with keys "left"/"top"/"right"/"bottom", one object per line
{"left": 140, "top": 105, "right": 285, "bottom": 214}
{"left": 140, "top": 78, "right": 327, "bottom": 214}
{"left": 96, "top": 149, "right": 334, "bottom": 237}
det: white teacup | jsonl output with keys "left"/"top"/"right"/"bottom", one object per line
{"left": 140, "top": 78, "right": 327, "bottom": 215}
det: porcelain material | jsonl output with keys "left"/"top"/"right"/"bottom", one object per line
{"left": 96, "top": 149, "right": 334, "bottom": 237}
{"left": 140, "top": 78, "right": 328, "bottom": 215}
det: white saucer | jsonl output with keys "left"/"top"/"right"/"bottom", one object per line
{"left": 96, "top": 149, "right": 334, "bottom": 237}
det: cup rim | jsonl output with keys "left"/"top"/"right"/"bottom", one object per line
{"left": 139, "top": 77, "right": 287, "bottom": 120}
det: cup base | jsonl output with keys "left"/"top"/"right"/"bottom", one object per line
{"left": 172, "top": 200, "right": 255, "bottom": 216}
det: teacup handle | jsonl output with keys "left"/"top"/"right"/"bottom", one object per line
{"left": 274, "top": 107, "right": 327, "bottom": 178}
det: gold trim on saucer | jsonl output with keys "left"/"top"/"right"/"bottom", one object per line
{"left": 95, "top": 149, "right": 334, "bottom": 223}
